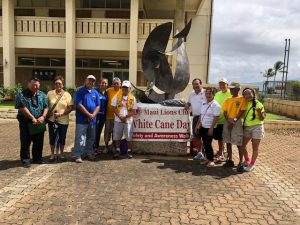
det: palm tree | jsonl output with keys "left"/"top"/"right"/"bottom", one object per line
{"left": 273, "top": 61, "right": 284, "bottom": 93}
{"left": 262, "top": 68, "right": 275, "bottom": 94}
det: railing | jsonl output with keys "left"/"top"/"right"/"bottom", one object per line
{"left": 10, "top": 17, "right": 173, "bottom": 39}
{"left": 15, "top": 16, "right": 65, "bottom": 36}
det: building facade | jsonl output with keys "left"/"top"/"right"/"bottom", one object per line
{"left": 0, "top": 0, "right": 213, "bottom": 94}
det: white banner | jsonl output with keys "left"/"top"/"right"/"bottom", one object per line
{"left": 132, "top": 103, "right": 191, "bottom": 142}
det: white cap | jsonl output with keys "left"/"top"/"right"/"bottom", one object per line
{"left": 219, "top": 78, "right": 228, "bottom": 84}
{"left": 87, "top": 75, "right": 96, "bottom": 80}
{"left": 122, "top": 80, "right": 131, "bottom": 88}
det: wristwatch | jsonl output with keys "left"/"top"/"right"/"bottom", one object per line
{"left": 233, "top": 118, "right": 237, "bottom": 122}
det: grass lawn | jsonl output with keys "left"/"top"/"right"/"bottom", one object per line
{"left": 0, "top": 101, "right": 15, "bottom": 108}
{"left": 265, "top": 112, "right": 296, "bottom": 121}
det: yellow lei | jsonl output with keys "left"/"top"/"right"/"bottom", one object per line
{"left": 116, "top": 92, "right": 135, "bottom": 113}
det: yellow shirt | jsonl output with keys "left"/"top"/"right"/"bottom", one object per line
{"left": 47, "top": 90, "right": 73, "bottom": 125}
{"left": 222, "top": 96, "right": 247, "bottom": 119}
{"left": 106, "top": 87, "right": 122, "bottom": 120}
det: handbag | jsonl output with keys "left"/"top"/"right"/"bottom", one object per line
{"left": 46, "top": 91, "right": 64, "bottom": 123}
{"left": 27, "top": 122, "right": 46, "bottom": 136}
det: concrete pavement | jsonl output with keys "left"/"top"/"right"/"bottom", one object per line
{"left": 0, "top": 119, "right": 299, "bottom": 225}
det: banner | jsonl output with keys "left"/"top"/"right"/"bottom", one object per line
{"left": 133, "top": 103, "right": 191, "bottom": 142}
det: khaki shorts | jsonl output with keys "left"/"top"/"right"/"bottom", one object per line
{"left": 243, "top": 125, "right": 265, "bottom": 139}
{"left": 222, "top": 119, "right": 243, "bottom": 146}
{"left": 104, "top": 119, "right": 114, "bottom": 143}
{"left": 113, "top": 121, "right": 133, "bottom": 141}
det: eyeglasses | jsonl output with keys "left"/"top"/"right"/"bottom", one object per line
{"left": 113, "top": 83, "right": 120, "bottom": 85}
{"left": 55, "top": 82, "right": 63, "bottom": 85}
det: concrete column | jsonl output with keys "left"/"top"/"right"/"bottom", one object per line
{"left": 65, "top": 0, "right": 76, "bottom": 87}
{"left": 129, "top": 0, "right": 139, "bottom": 86}
{"left": 2, "top": 0, "right": 15, "bottom": 87}
{"left": 174, "top": 0, "right": 185, "bottom": 33}
{"left": 172, "top": 0, "right": 185, "bottom": 75}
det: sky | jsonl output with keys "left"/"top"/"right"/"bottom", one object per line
{"left": 209, "top": 0, "right": 300, "bottom": 84}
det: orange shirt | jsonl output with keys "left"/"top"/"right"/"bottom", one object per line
{"left": 106, "top": 87, "right": 122, "bottom": 120}
{"left": 222, "top": 96, "right": 247, "bottom": 119}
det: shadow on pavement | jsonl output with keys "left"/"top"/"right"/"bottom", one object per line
{"left": 141, "top": 158, "right": 239, "bottom": 179}
{"left": 0, "top": 160, "right": 23, "bottom": 170}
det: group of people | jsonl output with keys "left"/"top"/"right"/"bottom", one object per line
{"left": 15, "top": 75, "right": 137, "bottom": 168}
{"left": 185, "top": 78, "right": 265, "bottom": 172}
{"left": 15, "top": 75, "right": 265, "bottom": 172}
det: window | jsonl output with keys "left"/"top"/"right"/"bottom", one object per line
{"left": 35, "top": 57, "right": 50, "bottom": 66}
{"left": 51, "top": 58, "right": 65, "bottom": 67}
{"left": 100, "top": 59, "right": 129, "bottom": 69}
{"left": 18, "top": 57, "right": 34, "bottom": 66}
{"left": 106, "top": 0, "right": 121, "bottom": 8}
{"left": 91, "top": 0, "right": 105, "bottom": 8}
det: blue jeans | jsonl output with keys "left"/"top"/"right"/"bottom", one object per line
{"left": 72, "top": 123, "right": 96, "bottom": 158}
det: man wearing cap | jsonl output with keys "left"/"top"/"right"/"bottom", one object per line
{"left": 222, "top": 82, "right": 247, "bottom": 170}
{"left": 213, "top": 78, "right": 232, "bottom": 161}
{"left": 15, "top": 77, "right": 48, "bottom": 168}
{"left": 111, "top": 80, "right": 137, "bottom": 158}
{"left": 184, "top": 78, "right": 206, "bottom": 160}
{"left": 72, "top": 75, "right": 100, "bottom": 163}
{"left": 103, "top": 77, "right": 122, "bottom": 153}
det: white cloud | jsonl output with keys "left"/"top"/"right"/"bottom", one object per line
{"left": 209, "top": 0, "right": 300, "bottom": 84}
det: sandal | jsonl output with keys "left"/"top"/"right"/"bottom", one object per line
{"left": 206, "top": 162, "right": 215, "bottom": 167}
{"left": 48, "top": 156, "right": 56, "bottom": 163}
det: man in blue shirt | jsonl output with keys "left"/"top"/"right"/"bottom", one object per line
{"left": 94, "top": 78, "right": 108, "bottom": 153}
{"left": 72, "top": 75, "right": 100, "bottom": 163}
{"left": 15, "top": 77, "right": 48, "bottom": 168}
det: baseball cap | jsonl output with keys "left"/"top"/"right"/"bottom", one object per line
{"left": 218, "top": 78, "right": 228, "bottom": 84}
{"left": 229, "top": 82, "right": 241, "bottom": 89}
{"left": 86, "top": 75, "right": 96, "bottom": 80}
{"left": 122, "top": 80, "right": 131, "bottom": 88}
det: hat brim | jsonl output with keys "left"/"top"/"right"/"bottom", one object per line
{"left": 229, "top": 86, "right": 240, "bottom": 89}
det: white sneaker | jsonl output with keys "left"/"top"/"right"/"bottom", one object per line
{"left": 75, "top": 157, "right": 83, "bottom": 163}
{"left": 244, "top": 164, "right": 255, "bottom": 172}
{"left": 193, "top": 152, "right": 205, "bottom": 160}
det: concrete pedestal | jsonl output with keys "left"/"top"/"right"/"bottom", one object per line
{"left": 132, "top": 103, "right": 190, "bottom": 156}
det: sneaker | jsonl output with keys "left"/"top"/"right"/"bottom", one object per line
{"left": 236, "top": 163, "right": 245, "bottom": 173}
{"left": 75, "top": 157, "right": 83, "bottom": 163}
{"left": 102, "top": 147, "right": 109, "bottom": 154}
{"left": 22, "top": 159, "right": 31, "bottom": 168}
{"left": 244, "top": 164, "right": 255, "bottom": 172}
{"left": 223, "top": 160, "right": 234, "bottom": 168}
{"left": 126, "top": 151, "right": 133, "bottom": 159}
{"left": 193, "top": 152, "right": 205, "bottom": 160}
{"left": 240, "top": 161, "right": 249, "bottom": 167}
{"left": 216, "top": 155, "right": 225, "bottom": 162}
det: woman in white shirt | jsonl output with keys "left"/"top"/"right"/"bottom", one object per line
{"left": 196, "top": 88, "right": 221, "bottom": 167}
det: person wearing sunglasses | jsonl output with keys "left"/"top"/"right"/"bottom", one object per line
{"left": 46, "top": 76, "right": 73, "bottom": 162}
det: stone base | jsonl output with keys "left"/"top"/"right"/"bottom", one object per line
{"left": 133, "top": 141, "right": 188, "bottom": 156}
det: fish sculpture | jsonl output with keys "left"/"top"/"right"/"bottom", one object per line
{"left": 134, "top": 20, "right": 192, "bottom": 103}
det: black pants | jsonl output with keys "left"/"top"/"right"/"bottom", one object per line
{"left": 200, "top": 127, "right": 214, "bottom": 161}
{"left": 94, "top": 114, "right": 106, "bottom": 148}
{"left": 19, "top": 121, "right": 44, "bottom": 162}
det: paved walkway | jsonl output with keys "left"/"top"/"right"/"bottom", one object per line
{"left": 0, "top": 119, "right": 299, "bottom": 225}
